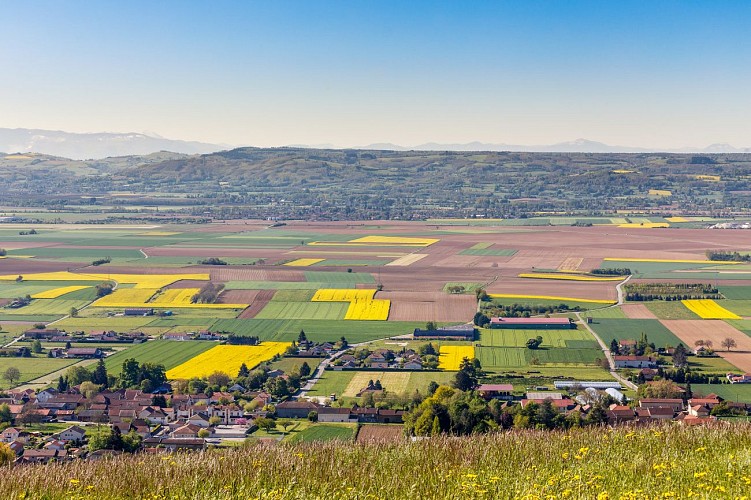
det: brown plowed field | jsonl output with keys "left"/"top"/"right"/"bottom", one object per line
{"left": 209, "top": 268, "right": 306, "bottom": 282}
{"left": 621, "top": 304, "right": 658, "bottom": 319}
{"left": 486, "top": 278, "right": 618, "bottom": 302}
{"left": 145, "top": 246, "right": 284, "bottom": 258}
{"left": 219, "top": 290, "right": 261, "bottom": 304}
{"left": 661, "top": 320, "right": 751, "bottom": 372}
{"left": 380, "top": 291, "right": 477, "bottom": 322}
{"left": 356, "top": 424, "right": 406, "bottom": 443}
{"left": 238, "top": 290, "right": 276, "bottom": 319}
{"left": 0, "top": 259, "right": 77, "bottom": 274}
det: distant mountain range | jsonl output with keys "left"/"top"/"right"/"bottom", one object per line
{"left": 1, "top": 128, "right": 749, "bottom": 159}
{"left": 0, "top": 128, "right": 228, "bottom": 160}
{"left": 353, "top": 138, "right": 751, "bottom": 154}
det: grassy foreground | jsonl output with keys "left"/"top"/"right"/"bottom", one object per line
{"left": 5, "top": 425, "right": 751, "bottom": 499}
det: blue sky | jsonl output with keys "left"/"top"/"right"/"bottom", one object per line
{"left": 1, "top": 1, "right": 749, "bottom": 148}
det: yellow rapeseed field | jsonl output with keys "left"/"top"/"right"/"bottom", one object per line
{"left": 665, "top": 216, "right": 689, "bottom": 223}
{"left": 648, "top": 189, "right": 672, "bottom": 196}
{"left": 695, "top": 174, "right": 721, "bottom": 181}
{"left": 284, "top": 258, "right": 325, "bottom": 266}
{"left": 681, "top": 299, "right": 742, "bottom": 320}
{"left": 312, "top": 289, "right": 376, "bottom": 302}
{"left": 91, "top": 288, "right": 159, "bottom": 307}
{"left": 166, "top": 343, "right": 291, "bottom": 379}
{"left": 312, "top": 288, "right": 388, "bottom": 320}
{"left": 0, "top": 271, "right": 210, "bottom": 288}
{"left": 488, "top": 293, "right": 614, "bottom": 304}
{"left": 438, "top": 345, "right": 475, "bottom": 370}
{"left": 517, "top": 273, "right": 624, "bottom": 282}
{"left": 308, "top": 235, "right": 439, "bottom": 247}
{"left": 611, "top": 169, "right": 635, "bottom": 174}
{"left": 344, "top": 299, "right": 391, "bottom": 320}
{"left": 31, "top": 285, "right": 91, "bottom": 299}
{"left": 150, "top": 289, "right": 201, "bottom": 306}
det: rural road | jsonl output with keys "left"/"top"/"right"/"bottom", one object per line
{"left": 574, "top": 274, "right": 637, "bottom": 391}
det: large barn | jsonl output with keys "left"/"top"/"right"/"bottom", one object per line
{"left": 489, "top": 317, "right": 574, "bottom": 329}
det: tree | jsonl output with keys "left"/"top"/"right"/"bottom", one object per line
{"left": 453, "top": 358, "right": 477, "bottom": 391}
{"left": 197, "top": 428, "right": 210, "bottom": 438}
{"left": 57, "top": 375, "right": 69, "bottom": 392}
{"left": 30, "top": 340, "right": 43, "bottom": 354}
{"left": 79, "top": 381, "right": 101, "bottom": 399}
{"left": 15, "top": 275, "right": 23, "bottom": 283}
{"left": 526, "top": 336, "right": 543, "bottom": 350}
{"left": 207, "top": 371, "right": 231, "bottom": 388}
{"left": 3, "top": 367, "right": 20, "bottom": 387}
{"left": 255, "top": 417, "right": 276, "bottom": 432}
{"left": 299, "top": 361, "right": 311, "bottom": 378}
{"left": 208, "top": 416, "right": 222, "bottom": 426}
{"left": 277, "top": 419, "right": 294, "bottom": 434}
{"left": 69, "top": 307, "right": 78, "bottom": 317}
{"left": 425, "top": 321, "right": 437, "bottom": 331}
{"left": 119, "top": 359, "right": 141, "bottom": 388}
{"left": 672, "top": 343, "right": 689, "bottom": 368}
{"left": 66, "top": 365, "right": 92, "bottom": 386}
{"left": 427, "top": 381, "right": 439, "bottom": 395}
{"left": 609, "top": 339, "right": 620, "bottom": 355}
{"left": 0, "top": 443, "right": 15, "bottom": 465}
{"left": 473, "top": 312, "right": 490, "bottom": 327}
{"left": 339, "top": 336, "right": 348, "bottom": 348}
{"left": 721, "top": 338, "right": 737, "bottom": 352}
{"left": 92, "top": 359, "right": 109, "bottom": 387}
{"left": 298, "top": 330, "right": 307, "bottom": 343}
{"left": 237, "top": 363, "right": 250, "bottom": 378}
{"left": 0, "top": 403, "right": 12, "bottom": 423}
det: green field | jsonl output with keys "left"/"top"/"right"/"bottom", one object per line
{"left": 688, "top": 356, "right": 740, "bottom": 375}
{"left": 268, "top": 356, "right": 323, "bottom": 375}
{"left": 583, "top": 307, "right": 627, "bottom": 319}
{"left": 54, "top": 316, "right": 156, "bottom": 331}
{"left": 0, "top": 356, "right": 78, "bottom": 389}
{"left": 303, "top": 271, "right": 375, "bottom": 284}
{"left": 588, "top": 318, "right": 682, "bottom": 347}
{"left": 270, "top": 290, "right": 316, "bottom": 302}
{"left": 727, "top": 319, "right": 751, "bottom": 336}
{"left": 476, "top": 346, "right": 602, "bottom": 369}
{"left": 8, "top": 247, "right": 143, "bottom": 260}
{"left": 104, "top": 340, "right": 216, "bottom": 375}
{"left": 691, "top": 384, "right": 751, "bottom": 403}
{"left": 254, "top": 301, "right": 349, "bottom": 320}
{"left": 644, "top": 301, "right": 701, "bottom": 320}
{"left": 209, "top": 319, "right": 424, "bottom": 343}
{"left": 479, "top": 328, "right": 597, "bottom": 349}
{"left": 4, "top": 299, "right": 91, "bottom": 316}
{"left": 287, "top": 424, "right": 357, "bottom": 443}
{"left": 718, "top": 299, "right": 751, "bottom": 316}
{"left": 720, "top": 286, "right": 751, "bottom": 300}
{"left": 442, "top": 282, "right": 484, "bottom": 293}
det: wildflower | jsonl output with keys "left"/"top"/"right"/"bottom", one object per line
{"left": 561, "top": 452, "right": 569, "bottom": 460}
{"left": 69, "top": 479, "right": 80, "bottom": 486}
{"left": 694, "top": 471, "right": 707, "bottom": 479}
{"left": 597, "top": 492, "right": 608, "bottom": 500}
{"left": 695, "top": 446, "right": 706, "bottom": 453}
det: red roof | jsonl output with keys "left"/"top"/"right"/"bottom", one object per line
{"left": 478, "top": 384, "right": 513, "bottom": 392}
{"left": 490, "top": 317, "right": 571, "bottom": 325}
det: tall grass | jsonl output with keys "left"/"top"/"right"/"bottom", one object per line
{"left": 4, "top": 425, "right": 751, "bottom": 499}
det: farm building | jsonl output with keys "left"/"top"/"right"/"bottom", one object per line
{"left": 124, "top": 308, "right": 154, "bottom": 316}
{"left": 65, "top": 348, "right": 104, "bottom": 359}
{"left": 477, "top": 384, "right": 514, "bottom": 400}
{"left": 489, "top": 317, "right": 573, "bottom": 329}
{"left": 413, "top": 324, "right": 476, "bottom": 340}
{"left": 613, "top": 355, "right": 657, "bottom": 369}
{"left": 554, "top": 381, "right": 622, "bottom": 390}
{"left": 22, "top": 328, "right": 61, "bottom": 340}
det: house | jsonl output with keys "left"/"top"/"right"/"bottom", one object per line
{"left": 163, "top": 332, "right": 193, "bottom": 341}
{"left": 688, "top": 405, "right": 711, "bottom": 417}
{"left": 477, "top": 384, "right": 514, "bottom": 400}
{"left": 489, "top": 317, "right": 574, "bottom": 330}
{"left": 639, "top": 399, "right": 684, "bottom": 412}
{"left": 365, "top": 356, "right": 389, "bottom": 369}
{"left": 22, "top": 328, "right": 61, "bottom": 340}
{"left": 139, "top": 407, "right": 169, "bottom": 425}
{"left": 403, "top": 360, "right": 423, "bottom": 370}
{"left": 58, "top": 425, "right": 87, "bottom": 443}
{"left": 44, "top": 439, "right": 67, "bottom": 451}
{"left": 1, "top": 427, "right": 29, "bottom": 444}
{"left": 618, "top": 339, "right": 637, "bottom": 350}
{"left": 727, "top": 373, "right": 751, "bottom": 384}
{"left": 607, "top": 404, "right": 636, "bottom": 424}
{"left": 66, "top": 347, "right": 103, "bottom": 359}
{"left": 172, "top": 423, "right": 203, "bottom": 439}
{"left": 19, "top": 449, "right": 67, "bottom": 464}
{"left": 36, "top": 388, "right": 59, "bottom": 403}
{"left": 613, "top": 355, "right": 658, "bottom": 369}
{"left": 275, "top": 401, "right": 320, "bottom": 419}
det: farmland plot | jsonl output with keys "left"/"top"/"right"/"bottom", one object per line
{"left": 165, "top": 342, "right": 290, "bottom": 379}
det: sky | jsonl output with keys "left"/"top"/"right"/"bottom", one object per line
{"left": 1, "top": 1, "right": 750, "bottom": 149}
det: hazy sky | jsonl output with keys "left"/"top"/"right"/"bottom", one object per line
{"left": 1, "top": 1, "right": 750, "bottom": 148}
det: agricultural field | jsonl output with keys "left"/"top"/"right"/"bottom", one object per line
{"left": 0, "top": 220, "right": 750, "bottom": 394}
{"left": 307, "top": 370, "right": 454, "bottom": 399}
{"left": 681, "top": 299, "right": 742, "bottom": 319}
{"left": 286, "top": 423, "right": 357, "bottom": 443}
{"left": 104, "top": 340, "right": 217, "bottom": 375}
{"left": 691, "top": 383, "right": 751, "bottom": 403}
{"left": 165, "top": 342, "right": 290, "bottom": 379}
{"left": 438, "top": 345, "right": 476, "bottom": 370}
{"left": 587, "top": 318, "right": 682, "bottom": 347}
{"left": 0, "top": 356, "right": 78, "bottom": 389}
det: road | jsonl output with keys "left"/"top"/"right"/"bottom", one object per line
{"left": 575, "top": 274, "right": 637, "bottom": 391}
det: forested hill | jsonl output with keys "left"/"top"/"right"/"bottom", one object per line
{"left": 121, "top": 148, "right": 751, "bottom": 219}
{"left": 2, "top": 147, "right": 751, "bottom": 220}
